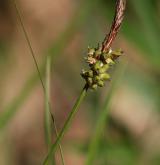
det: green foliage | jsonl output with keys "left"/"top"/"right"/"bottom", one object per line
{"left": 0, "top": 0, "right": 160, "bottom": 164}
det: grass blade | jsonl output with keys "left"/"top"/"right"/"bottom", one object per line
{"left": 12, "top": 1, "right": 65, "bottom": 164}
{"left": 12, "top": 0, "right": 45, "bottom": 90}
{"left": 43, "top": 85, "right": 88, "bottom": 165}
{"left": 0, "top": 0, "right": 100, "bottom": 131}
{"left": 45, "top": 56, "right": 52, "bottom": 147}
{"left": 86, "top": 62, "right": 127, "bottom": 165}
{"left": 50, "top": 112, "right": 65, "bottom": 165}
{"left": 45, "top": 56, "right": 65, "bottom": 165}
{"left": 44, "top": 55, "right": 55, "bottom": 164}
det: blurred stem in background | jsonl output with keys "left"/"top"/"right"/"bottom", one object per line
{"left": 44, "top": 55, "right": 55, "bottom": 165}
{"left": 100, "top": 0, "right": 160, "bottom": 74}
{"left": 10, "top": 1, "right": 65, "bottom": 164}
{"left": 129, "top": 0, "right": 160, "bottom": 70}
{"left": 43, "top": 85, "right": 88, "bottom": 165}
{"left": 86, "top": 62, "right": 127, "bottom": 165}
{"left": 100, "top": 0, "right": 160, "bottom": 108}
{"left": 0, "top": 0, "right": 100, "bottom": 130}
{"left": 45, "top": 55, "right": 65, "bottom": 165}
{"left": 12, "top": 0, "right": 45, "bottom": 89}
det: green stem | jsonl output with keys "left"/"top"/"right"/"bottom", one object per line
{"left": 13, "top": 0, "right": 45, "bottom": 90}
{"left": 44, "top": 55, "right": 55, "bottom": 164}
{"left": 0, "top": 0, "right": 100, "bottom": 131}
{"left": 43, "top": 85, "right": 88, "bottom": 165}
{"left": 50, "top": 112, "right": 65, "bottom": 165}
{"left": 13, "top": 1, "right": 65, "bottom": 164}
{"left": 45, "top": 59, "right": 66, "bottom": 165}
{"left": 45, "top": 56, "right": 52, "bottom": 147}
{"left": 45, "top": 56, "right": 65, "bottom": 165}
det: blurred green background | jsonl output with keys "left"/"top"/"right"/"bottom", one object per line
{"left": 0, "top": 0, "right": 160, "bottom": 164}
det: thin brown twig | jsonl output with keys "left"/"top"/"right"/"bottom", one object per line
{"left": 102, "top": 0, "right": 126, "bottom": 52}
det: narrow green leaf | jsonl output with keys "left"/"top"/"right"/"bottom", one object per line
{"left": 0, "top": 0, "right": 100, "bottom": 130}
{"left": 86, "top": 62, "right": 127, "bottom": 165}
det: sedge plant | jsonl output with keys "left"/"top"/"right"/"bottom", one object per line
{"left": 43, "top": 0, "right": 126, "bottom": 164}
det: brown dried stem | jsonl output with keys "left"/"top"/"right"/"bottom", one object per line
{"left": 102, "top": 0, "right": 126, "bottom": 52}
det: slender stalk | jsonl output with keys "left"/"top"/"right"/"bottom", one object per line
{"left": 86, "top": 63, "right": 127, "bottom": 165}
{"left": 13, "top": 0, "right": 45, "bottom": 90}
{"left": 43, "top": 85, "right": 88, "bottom": 165}
{"left": 44, "top": 55, "right": 55, "bottom": 164}
{"left": 45, "top": 56, "right": 52, "bottom": 147}
{"left": 12, "top": 1, "right": 65, "bottom": 164}
{"left": 0, "top": 0, "right": 100, "bottom": 131}
{"left": 50, "top": 112, "right": 65, "bottom": 165}
{"left": 45, "top": 60, "right": 65, "bottom": 165}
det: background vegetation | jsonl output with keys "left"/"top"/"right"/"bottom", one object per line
{"left": 0, "top": 0, "right": 160, "bottom": 164}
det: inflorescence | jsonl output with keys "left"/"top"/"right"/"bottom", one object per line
{"left": 81, "top": 45, "right": 123, "bottom": 90}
